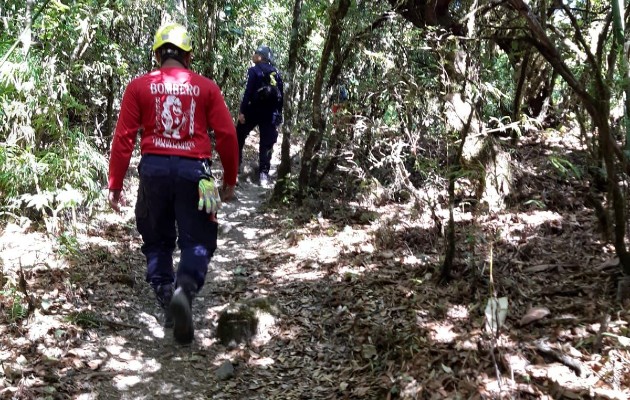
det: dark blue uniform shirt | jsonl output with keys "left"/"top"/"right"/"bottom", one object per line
{"left": 239, "top": 62, "right": 284, "bottom": 121}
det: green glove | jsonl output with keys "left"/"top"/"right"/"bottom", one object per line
{"left": 198, "top": 178, "right": 222, "bottom": 214}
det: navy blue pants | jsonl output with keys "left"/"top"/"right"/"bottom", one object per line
{"left": 135, "top": 154, "right": 218, "bottom": 292}
{"left": 236, "top": 114, "right": 278, "bottom": 173}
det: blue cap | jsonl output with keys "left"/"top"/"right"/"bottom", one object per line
{"left": 255, "top": 46, "right": 273, "bottom": 63}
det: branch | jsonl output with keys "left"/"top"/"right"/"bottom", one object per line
{"left": 592, "top": 314, "right": 611, "bottom": 354}
{"left": 458, "top": 0, "right": 506, "bottom": 26}
{"left": 328, "top": 12, "right": 394, "bottom": 90}
{"left": 0, "top": 0, "right": 52, "bottom": 69}
{"left": 557, "top": 1, "right": 601, "bottom": 77}
{"left": 18, "top": 263, "right": 35, "bottom": 318}
{"left": 506, "top": 0, "right": 594, "bottom": 108}
{"left": 535, "top": 340, "right": 583, "bottom": 376}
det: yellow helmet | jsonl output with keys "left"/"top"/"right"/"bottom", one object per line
{"left": 152, "top": 23, "right": 192, "bottom": 52}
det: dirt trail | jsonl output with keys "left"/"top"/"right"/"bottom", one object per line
{"left": 83, "top": 149, "right": 372, "bottom": 399}
{"left": 88, "top": 166, "right": 282, "bottom": 399}
{"left": 0, "top": 147, "right": 325, "bottom": 399}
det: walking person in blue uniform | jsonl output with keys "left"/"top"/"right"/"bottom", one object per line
{"left": 236, "top": 45, "right": 284, "bottom": 187}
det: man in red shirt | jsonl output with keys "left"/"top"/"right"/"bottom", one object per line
{"left": 107, "top": 23, "right": 238, "bottom": 344}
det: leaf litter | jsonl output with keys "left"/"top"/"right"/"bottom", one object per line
{"left": 0, "top": 136, "right": 628, "bottom": 399}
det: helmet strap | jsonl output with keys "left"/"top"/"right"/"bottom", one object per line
{"left": 158, "top": 45, "right": 189, "bottom": 69}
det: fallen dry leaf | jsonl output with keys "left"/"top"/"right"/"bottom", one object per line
{"left": 2, "top": 138, "right": 630, "bottom": 400}
{"left": 520, "top": 307, "right": 551, "bottom": 326}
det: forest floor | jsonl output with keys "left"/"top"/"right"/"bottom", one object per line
{"left": 1, "top": 129, "right": 630, "bottom": 400}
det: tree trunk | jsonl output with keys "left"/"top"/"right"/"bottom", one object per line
{"left": 512, "top": 48, "right": 530, "bottom": 122}
{"left": 23, "top": 0, "right": 33, "bottom": 55}
{"left": 190, "top": 0, "right": 218, "bottom": 78}
{"left": 596, "top": 110, "right": 630, "bottom": 275}
{"left": 439, "top": 2, "right": 514, "bottom": 280}
{"left": 297, "top": 0, "right": 350, "bottom": 199}
{"left": 441, "top": 167, "right": 456, "bottom": 283}
{"left": 272, "top": 0, "right": 303, "bottom": 202}
{"left": 439, "top": 39, "right": 475, "bottom": 281}
{"left": 103, "top": 73, "right": 115, "bottom": 145}
{"left": 521, "top": 53, "right": 554, "bottom": 121}
{"left": 611, "top": 0, "right": 630, "bottom": 151}
{"left": 388, "top": 0, "right": 463, "bottom": 34}
{"left": 496, "top": 39, "right": 555, "bottom": 125}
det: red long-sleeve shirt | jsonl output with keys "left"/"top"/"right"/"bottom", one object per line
{"left": 108, "top": 67, "right": 238, "bottom": 190}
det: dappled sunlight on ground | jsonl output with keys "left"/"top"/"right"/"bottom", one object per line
{"left": 446, "top": 304, "right": 470, "bottom": 320}
{"left": 280, "top": 223, "right": 375, "bottom": 281}
{"left": 240, "top": 226, "right": 274, "bottom": 241}
{"left": 135, "top": 312, "right": 166, "bottom": 339}
{"left": 0, "top": 223, "right": 60, "bottom": 269}
{"left": 426, "top": 322, "right": 459, "bottom": 344}
{"left": 1, "top": 136, "right": 629, "bottom": 399}
{"left": 1, "top": 188, "right": 629, "bottom": 398}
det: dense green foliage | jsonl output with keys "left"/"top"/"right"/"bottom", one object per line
{"left": 0, "top": 0, "right": 153, "bottom": 226}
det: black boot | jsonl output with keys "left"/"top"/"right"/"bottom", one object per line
{"left": 154, "top": 283, "right": 174, "bottom": 328}
{"left": 170, "top": 275, "right": 197, "bottom": 344}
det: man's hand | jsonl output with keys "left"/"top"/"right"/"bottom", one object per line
{"left": 198, "top": 178, "right": 222, "bottom": 214}
{"left": 220, "top": 184, "right": 236, "bottom": 202}
{"left": 108, "top": 190, "right": 124, "bottom": 212}
{"left": 238, "top": 113, "right": 246, "bottom": 124}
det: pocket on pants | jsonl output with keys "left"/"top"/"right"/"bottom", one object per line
{"left": 139, "top": 161, "right": 170, "bottom": 178}
{"left": 177, "top": 159, "right": 207, "bottom": 183}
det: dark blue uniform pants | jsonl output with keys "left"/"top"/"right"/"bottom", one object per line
{"left": 135, "top": 154, "right": 218, "bottom": 292}
{"left": 236, "top": 115, "right": 278, "bottom": 173}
